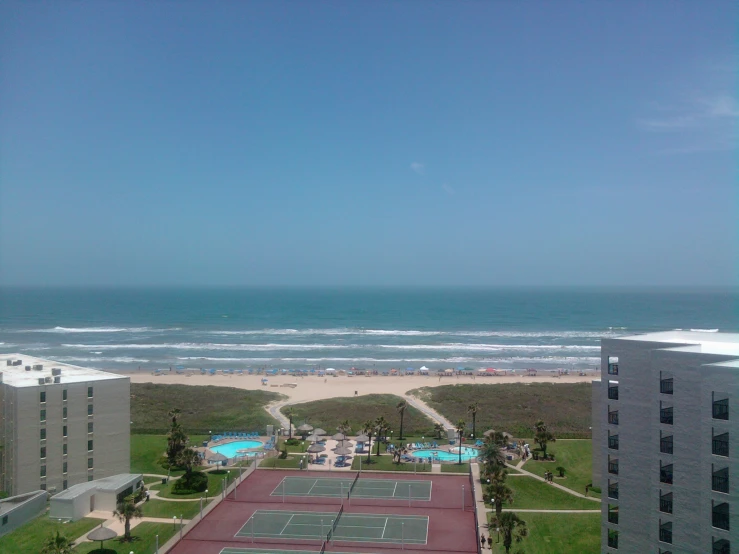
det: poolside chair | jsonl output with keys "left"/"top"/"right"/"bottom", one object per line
{"left": 432, "top": 442, "right": 438, "bottom": 448}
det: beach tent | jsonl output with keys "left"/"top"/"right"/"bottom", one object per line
{"left": 325, "top": 368, "right": 336, "bottom": 373}
{"left": 444, "top": 369, "right": 454, "bottom": 374}
{"left": 419, "top": 367, "right": 429, "bottom": 373}
{"left": 486, "top": 368, "right": 497, "bottom": 374}
{"left": 477, "top": 368, "right": 487, "bottom": 373}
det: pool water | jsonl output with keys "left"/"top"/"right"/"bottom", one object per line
{"left": 412, "top": 447, "right": 479, "bottom": 461}
{"left": 210, "top": 440, "right": 263, "bottom": 458}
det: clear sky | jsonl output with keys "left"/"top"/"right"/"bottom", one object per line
{"left": 0, "top": 1, "right": 736, "bottom": 287}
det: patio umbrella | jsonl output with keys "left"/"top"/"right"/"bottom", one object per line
{"left": 355, "top": 433, "right": 370, "bottom": 442}
{"left": 87, "top": 525, "right": 117, "bottom": 551}
{"left": 334, "top": 446, "right": 353, "bottom": 455}
{"left": 305, "top": 434, "right": 321, "bottom": 443}
{"left": 297, "top": 423, "right": 314, "bottom": 432}
{"left": 483, "top": 429, "right": 497, "bottom": 437}
{"left": 208, "top": 452, "right": 228, "bottom": 463}
{"left": 332, "top": 432, "right": 347, "bottom": 441}
{"left": 313, "top": 428, "right": 327, "bottom": 436}
{"left": 307, "top": 444, "right": 326, "bottom": 453}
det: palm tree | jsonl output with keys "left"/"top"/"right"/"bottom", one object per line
{"left": 480, "top": 435, "right": 507, "bottom": 476}
{"left": 175, "top": 446, "right": 200, "bottom": 475}
{"left": 337, "top": 419, "right": 351, "bottom": 435}
{"left": 363, "top": 420, "right": 375, "bottom": 463}
{"left": 375, "top": 417, "right": 389, "bottom": 456}
{"left": 167, "top": 408, "right": 187, "bottom": 466}
{"left": 455, "top": 419, "right": 466, "bottom": 465}
{"left": 285, "top": 407, "right": 295, "bottom": 439}
{"left": 41, "top": 530, "right": 75, "bottom": 554}
{"left": 534, "top": 419, "right": 555, "bottom": 458}
{"left": 113, "top": 499, "right": 143, "bottom": 542}
{"left": 494, "top": 512, "right": 528, "bottom": 554}
{"left": 396, "top": 400, "right": 408, "bottom": 440}
{"left": 487, "top": 480, "right": 514, "bottom": 520}
{"left": 467, "top": 402, "right": 479, "bottom": 439}
{"left": 433, "top": 422, "right": 445, "bottom": 439}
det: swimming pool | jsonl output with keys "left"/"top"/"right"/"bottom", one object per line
{"left": 412, "top": 447, "right": 479, "bottom": 462}
{"left": 210, "top": 440, "right": 263, "bottom": 458}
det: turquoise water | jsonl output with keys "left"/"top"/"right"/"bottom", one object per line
{"left": 1, "top": 287, "right": 736, "bottom": 371}
{"left": 413, "top": 447, "right": 479, "bottom": 461}
{"left": 210, "top": 440, "right": 263, "bottom": 458}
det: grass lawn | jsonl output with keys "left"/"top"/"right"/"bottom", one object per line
{"left": 487, "top": 476, "right": 598, "bottom": 510}
{"left": 259, "top": 456, "right": 302, "bottom": 469}
{"left": 0, "top": 514, "right": 101, "bottom": 552}
{"left": 409, "top": 383, "right": 592, "bottom": 438}
{"left": 522, "top": 439, "right": 593, "bottom": 495}
{"left": 140, "top": 499, "right": 202, "bottom": 519}
{"left": 151, "top": 471, "right": 226, "bottom": 499}
{"left": 131, "top": 383, "right": 284, "bottom": 434}
{"left": 282, "top": 394, "right": 436, "bottom": 437}
{"left": 441, "top": 463, "right": 470, "bottom": 473}
{"left": 75, "top": 522, "right": 178, "bottom": 554}
{"left": 485, "top": 512, "right": 600, "bottom": 553}
{"left": 350, "top": 454, "right": 431, "bottom": 472}
{"left": 131, "top": 434, "right": 207, "bottom": 476}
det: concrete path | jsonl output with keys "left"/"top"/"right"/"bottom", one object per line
{"left": 403, "top": 393, "right": 454, "bottom": 430}
{"left": 148, "top": 490, "right": 206, "bottom": 502}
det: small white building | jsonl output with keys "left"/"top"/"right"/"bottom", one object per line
{"left": 49, "top": 473, "right": 143, "bottom": 521}
{"left": 0, "top": 490, "right": 47, "bottom": 537}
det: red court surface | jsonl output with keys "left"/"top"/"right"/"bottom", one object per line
{"left": 168, "top": 469, "right": 479, "bottom": 554}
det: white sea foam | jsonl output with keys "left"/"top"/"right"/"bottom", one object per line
{"left": 53, "top": 356, "right": 151, "bottom": 363}
{"left": 174, "top": 355, "right": 601, "bottom": 365}
{"left": 205, "top": 328, "right": 622, "bottom": 339}
{"left": 18, "top": 326, "right": 181, "bottom": 334}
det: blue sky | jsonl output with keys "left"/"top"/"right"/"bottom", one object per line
{"left": 1, "top": 1, "right": 736, "bottom": 287}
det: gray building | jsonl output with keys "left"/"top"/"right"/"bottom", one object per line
{"left": 0, "top": 355, "right": 130, "bottom": 496}
{"left": 594, "top": 331, "right": 737, "bottom": 554}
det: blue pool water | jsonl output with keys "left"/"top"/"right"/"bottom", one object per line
{"left": 210, "top": 440, "right": 263, "bottom": 458}
{"left": 413, "top": 447, "right": 479, "bottom": 461}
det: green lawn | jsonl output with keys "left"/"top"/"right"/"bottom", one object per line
{"left": 0, "top": 513, "right": 102, "bottom": 552}
{"left": 350, "top": 454, "right": 431, "bottom": 472}
{"left": 522, "top": 439, "right": 593, "bottom": 495}
{"left": 441, "top": 463, "right": 470, "bottom": 473}
{"left": 487, "top": 476, "right": 598, "bottom": 510}
{"left": 75, "top": 522, "right": 178, "bottom": 554}
{"left": 131, "top": 434, "right": 207, "bottom": 475}
{"left": 282, "top": 394, "right": 436, "bottom": 437}
{"left": 151, "top": 471, "right": 226, "bottom": 499}
{"left": 131, "top": 382, "right": 283, "bottom": 434}
{"left": 485, "top": 512, "right": 600, "bottom": 553}
{"left": 259, "top": 456, "right": 303, "bottom": 468}
{"left": 140, "top": 498, "right": 203, "bottom": 519}
{"left": 409, "top": 383, "right": 592, "bottom": 438}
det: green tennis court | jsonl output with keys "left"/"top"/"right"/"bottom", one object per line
{"left": 270, "top": 476, "right": 432, "bottom": 501}
{"left": 221, "top": 550, "right": 374, "bottom": 554}
{"left": 235, "top": 509, "right": 428, "bottom": 545}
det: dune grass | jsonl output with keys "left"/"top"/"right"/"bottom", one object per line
{"left": 0, "top": 514, "right": 101, "bottom": 553}
{"left": 522, "top": 439, "right": 593, "bottom": 494}
{"left": 485, "top": 512, "right": 600, "bottom": 553}
{"left": 409, "top": 383, "right": 592, "bottom": 438}
{"left": 281, "top": 394, "right": 436, "bottom": 437}
{"left": 130, "top": 383, "right": 283, "bottom": 434}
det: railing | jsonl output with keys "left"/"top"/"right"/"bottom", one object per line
{"left": 608, "top": 435, "right": 619, "bottom": 450}
{"left": 469, "top": 464, "right": 482, "bottom": 554}
{"left": 608, "top": 484, "right": 619, "bottom": 499}
{"left": 608, "top": 411, "right": 619, "bottom": 425}
{"left": 713, "top": 399, "right": 729, "bottom": 420}
{"left": 713, "top": 510, "right": 730, "bottom": 531}
{"left": 608, "top": 387, "right": 619, "bottom": 400}
{"left": 713, "top": 437, "right": 729, "bottom": 457}
{"left": 659, "top": 498, "right": 673, "bottom": 514}
{"left": 660, "top": 379, "right": 674, "bottom": 394}
{"left": 712, "top": 474, "right": 729, "bottom": 493}
{"left": 608, "top": 462, "right": 619, "bottom": 475}
{"left": 660, "top": 437, "right": 673, "bottom": 454}
{"left": 660, "top": 468, "right": 673, "bottom": 484}
{"left": 659, "top": 527, "right": 673, "bottom": 544}
{"left": 608, "top": 364, "right": 619, "bottom": 375}
{"left": 660, "top": 408, "right": 674, "bottom": 425}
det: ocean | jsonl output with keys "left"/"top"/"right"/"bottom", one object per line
{"left": 0, "top": 287, "right": 736, "bottom": 373}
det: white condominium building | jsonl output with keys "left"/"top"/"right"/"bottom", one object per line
{"left": 594, "top": 331, "right": 737, "bottom": 554}
{"left": 0, "top": 355, "right": 130, "bottom": 496}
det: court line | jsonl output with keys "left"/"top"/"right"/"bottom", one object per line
{"left": 306, "top": 479, "right": 320, "bottom": 496}
{"left": 392, "top": 481, "right": 398, "bottom": 497}
{"left": 381, "top": 516, "right": 388, "bottom": 539}
{"left": 278, "top": 514, "right": 295, "bottom": 536}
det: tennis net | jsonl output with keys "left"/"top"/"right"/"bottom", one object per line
{"left": 319, "top": 540, "right": 327, "bottom": 554}
{"left": 326, "top": 505, "right": 344, "bottom": 542}
{"left": 349, "top": 472, "right": 360, "bottom": 496}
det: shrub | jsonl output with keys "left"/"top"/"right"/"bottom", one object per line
{"left": 285, "top": 438, "right": 301, "bottom": 446}
{"left": 172, "top": 471, "right": 208, "bottom": 494}
{"left": 556, "top": 466, "right": 566, "bottom": 477}
{"left": 278, "top": 448, "right": 288, "bottom": 459}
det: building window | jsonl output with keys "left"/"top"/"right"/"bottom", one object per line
{"left": 608, "top": 457, "right": 619, "bottom": 475}
{"left": 40, "top": 391, "right": 46, "bottom": 403}
{"left": 63, "top": 443, "right": 67, "bottom": 455}
{"left": 608, "top": 410, "right": 619, "bottom": 425}
{"left": 607, "top": 529, "right": 618, "bottom": 549}
{"left": 713, "top": 398, "right": 729, "bottom": 420}
{"left": 2, "top": 515, "right": 7, "bottom": 525}
{"left": 660, "top": 378, "right": 673, "bottom": 395}
{"left": 62, "top": 389, "right": 67, "bottom": 401}
{"left": 88, "top": 440, "right": 93, "bottom": 452}
{"left": 40, "top": 410, "right": 46, "bottom": 422}
{"left": 660, "top": 406, "right": 674, "bottom": 425}
{"left": 608, "top": 363, "right": 619, "bottom": 375}
{"left": 608, "top": 433, "right": 619, "bottom": 450}
{"left": 713, "top": 432, "right": 729, "bottom": 457}
{"left": 40, "top": 428, "right": 46, "bottom": 441}
{"left": 63, "top": 462, "right": 67, "bottom": 474}
{"left": 713, "top": 502, "right": 730, "bottom": 531}
{"left": 608, "top": 385, "right": 619, "bottom": 400}
{"left": 660, "top": 550, "right": 673, "bottom": 554}
{"left": 40, "top": 447, "right": 46, "bottom": 459}
{"left": 713, "top": 538, "right": 730, "bottom": 554}
{"left": 87, "top": 475, "right": 93, "bottom": 482}
{"left": 608, "top": 505, "right": 619, "bottom": 524}
{"left": 63, "top": 480, "right": 67, "bottom": 490}
{"left": 660, "top": 434, "right": 674, "bottom": 454}
{"left": 88, "top": 458, "right": 93, "bottom": 469}
{"left": 660, "top": 463, "right": 674, "bottom": 485}
{"left": 608, "top": 481, "right": 619, "bottom": 499}
{"left": 63, "top": 425, "right": 67, "bottom": 437}
{"left": 660, "top": 492, "right": 673, "bottom": 514}
{"left": 88, "top": 422, "right": 93, "bottom": 433}
{"left": 63, "top": 406, "right": 67, "bottom": 419}
{"left": 713, "top": 467, "right": 729, "bottom": 493}
{"left": 40, "top": 484, "right": 46, "bottom": 490}
{"left": 87, "top": 404, "right": 93, "bottom": 416}
{"left": 87, "top": 386, "right": 93, "bottom": 398}
{"left": 40, "top": 466, "right": 46, "bottom": 478}
{"left": 659, "top": 521, "right": 673, "bottom": 544}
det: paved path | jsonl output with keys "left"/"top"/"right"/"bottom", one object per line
{"left": 403, "top": 394, "right": 454, "bottom": 430}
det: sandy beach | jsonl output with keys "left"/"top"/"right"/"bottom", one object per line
{"left": 123, "top": 371, "right": 596, "bottom": 404}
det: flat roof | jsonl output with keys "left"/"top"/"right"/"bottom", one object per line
{"left": 51, "top": 474, "right": 142, "bottom": 501}
{"left": 613, "top": 331, "right": 739, "bottom": 357}
{"left": 0, "top": 354, "right": 127, "bottom": 388}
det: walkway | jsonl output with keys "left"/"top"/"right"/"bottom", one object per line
{"left": 403, "top": 393, "right": 455, "bottom": 431}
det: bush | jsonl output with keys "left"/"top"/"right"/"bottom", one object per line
{"left": 278, "top": 448, "right": 288, "bottom": 459}
{"left": 172, "top": 471, "right": 208, "bottom": 494}
{"left": 285, "top": 438, "right": 301, "bottom": 446}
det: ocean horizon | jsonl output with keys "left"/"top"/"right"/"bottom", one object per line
{"left": 1, "top": 286, "right": 737, "bottom": 373}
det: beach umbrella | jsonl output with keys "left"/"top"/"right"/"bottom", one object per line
{"left": 355, "top": 433, "right": 370, "bottom": 442}
{"left": 341, "top": 441, "right": 354, "bottom": 448}
{"left": 332, "top": 432, "right": 347, "bottom": 441}
{"left": 483, "top": 429, "right": 497, "bottom": 437}
{"left": 334, "top": 446, "right": 352, "bottom": 455}
{"left": 313, "top": 428, "right": 327, "bottom": 436}
{"left": 87, "top": 525, "right": 117, "bottom": 551}
{"left": 305, "top": 434, "right": 321, "bottom": 443}
{"left": 208, "top": 452, "right": 228, "bottom": 462}
{"left": 297, "top": 423, "right": 314, "bottom": 432}
{"left": 307, "top": 444, "right": 326, "bottom": 453}
{"left": 419, "top": 366, "right": 429, "bottom": 370}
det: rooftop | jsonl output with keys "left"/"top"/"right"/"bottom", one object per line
{"left": 51, "top": 474, "right": 142, "bottom": 501}
{"left": 0, "top": 354, "right": 127, "bottom": 388}
{"left": 614, "top": 331, "right": 739, "bottom": 358}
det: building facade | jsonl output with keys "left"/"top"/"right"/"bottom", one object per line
{"left": 594, "top": 331, "right": 737, "bottom": 554}
{"left": 0, "top": 355, "right": 130, "bottom": 496}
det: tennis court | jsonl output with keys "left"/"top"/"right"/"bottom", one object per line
{"left": 270, "top": 475, "right": 432, "bottom": 501}
{"left": 236, "top": 509, "right": 428, "bottom": 545}
{"left": 221, "top": 550, "right": 374, "bottom": 554}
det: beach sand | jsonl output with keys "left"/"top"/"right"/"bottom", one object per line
{"left": 122, "top": 371, "right": 595, "bottom": 403}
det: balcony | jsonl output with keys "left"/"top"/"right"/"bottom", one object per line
{"left": 713, "top": 539, "right": 730, "bottom": 554}
{"left": 608, "top": 435, "right": 619, "bottom": 450}
{"left": 608, "top": 386, "right": 619, "bottom": 400}
{"left": 608, "top": 460, "right": 619, "bottom": 475}
{"left": 660, "top": 464, "right": 673, "bottom": 485}
{"left": 713, "top": 503, "right": 730, "bottom": 531}
{"left": 713, "top": 433, "right": 729, "bottom": 457}
{"left": 660, "top": 378, "right": 674, "bottom": 395}
{"left": 607, "top": 530, "right": 619, "bottom": 549}
{"left": 660, "top": 407, "right": 674, "bottom": 425}
{"left": 659, "top": 523, "right": 673, "bottom": 544}
{"left": 660, "top": 436, "right": 674, "bottom": 454}
{"left": 608, "top": 411, "right": 619, "bottom": 425}
{"left": 608, "top": 483, "right": 619, "bottom": 499}
{"left": 608, "top": 509, "right": 619, "bottom": 524}
{"left": 660, "top": 493, "right": 673, "bottom": 514}
{"left": 712, "top": 469, "right": 729, "bottom": 493}
{"left": 608, "top": 363, "right": 619, "bottom": 375}
{"left": 713, "top": 399, "right": 729, "bottom": 421}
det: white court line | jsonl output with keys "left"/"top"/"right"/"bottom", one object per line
{"left": 278, "top": 514, "right": 296, "bottom": 536}
{"left": 392, "top": 481, "right": 398, "bottom": 497}
{"left": 381, "top": 516, "right": 388, "bottom": 539}
{"left": 306, "top": 479, "right": 320, "bottom": 496}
